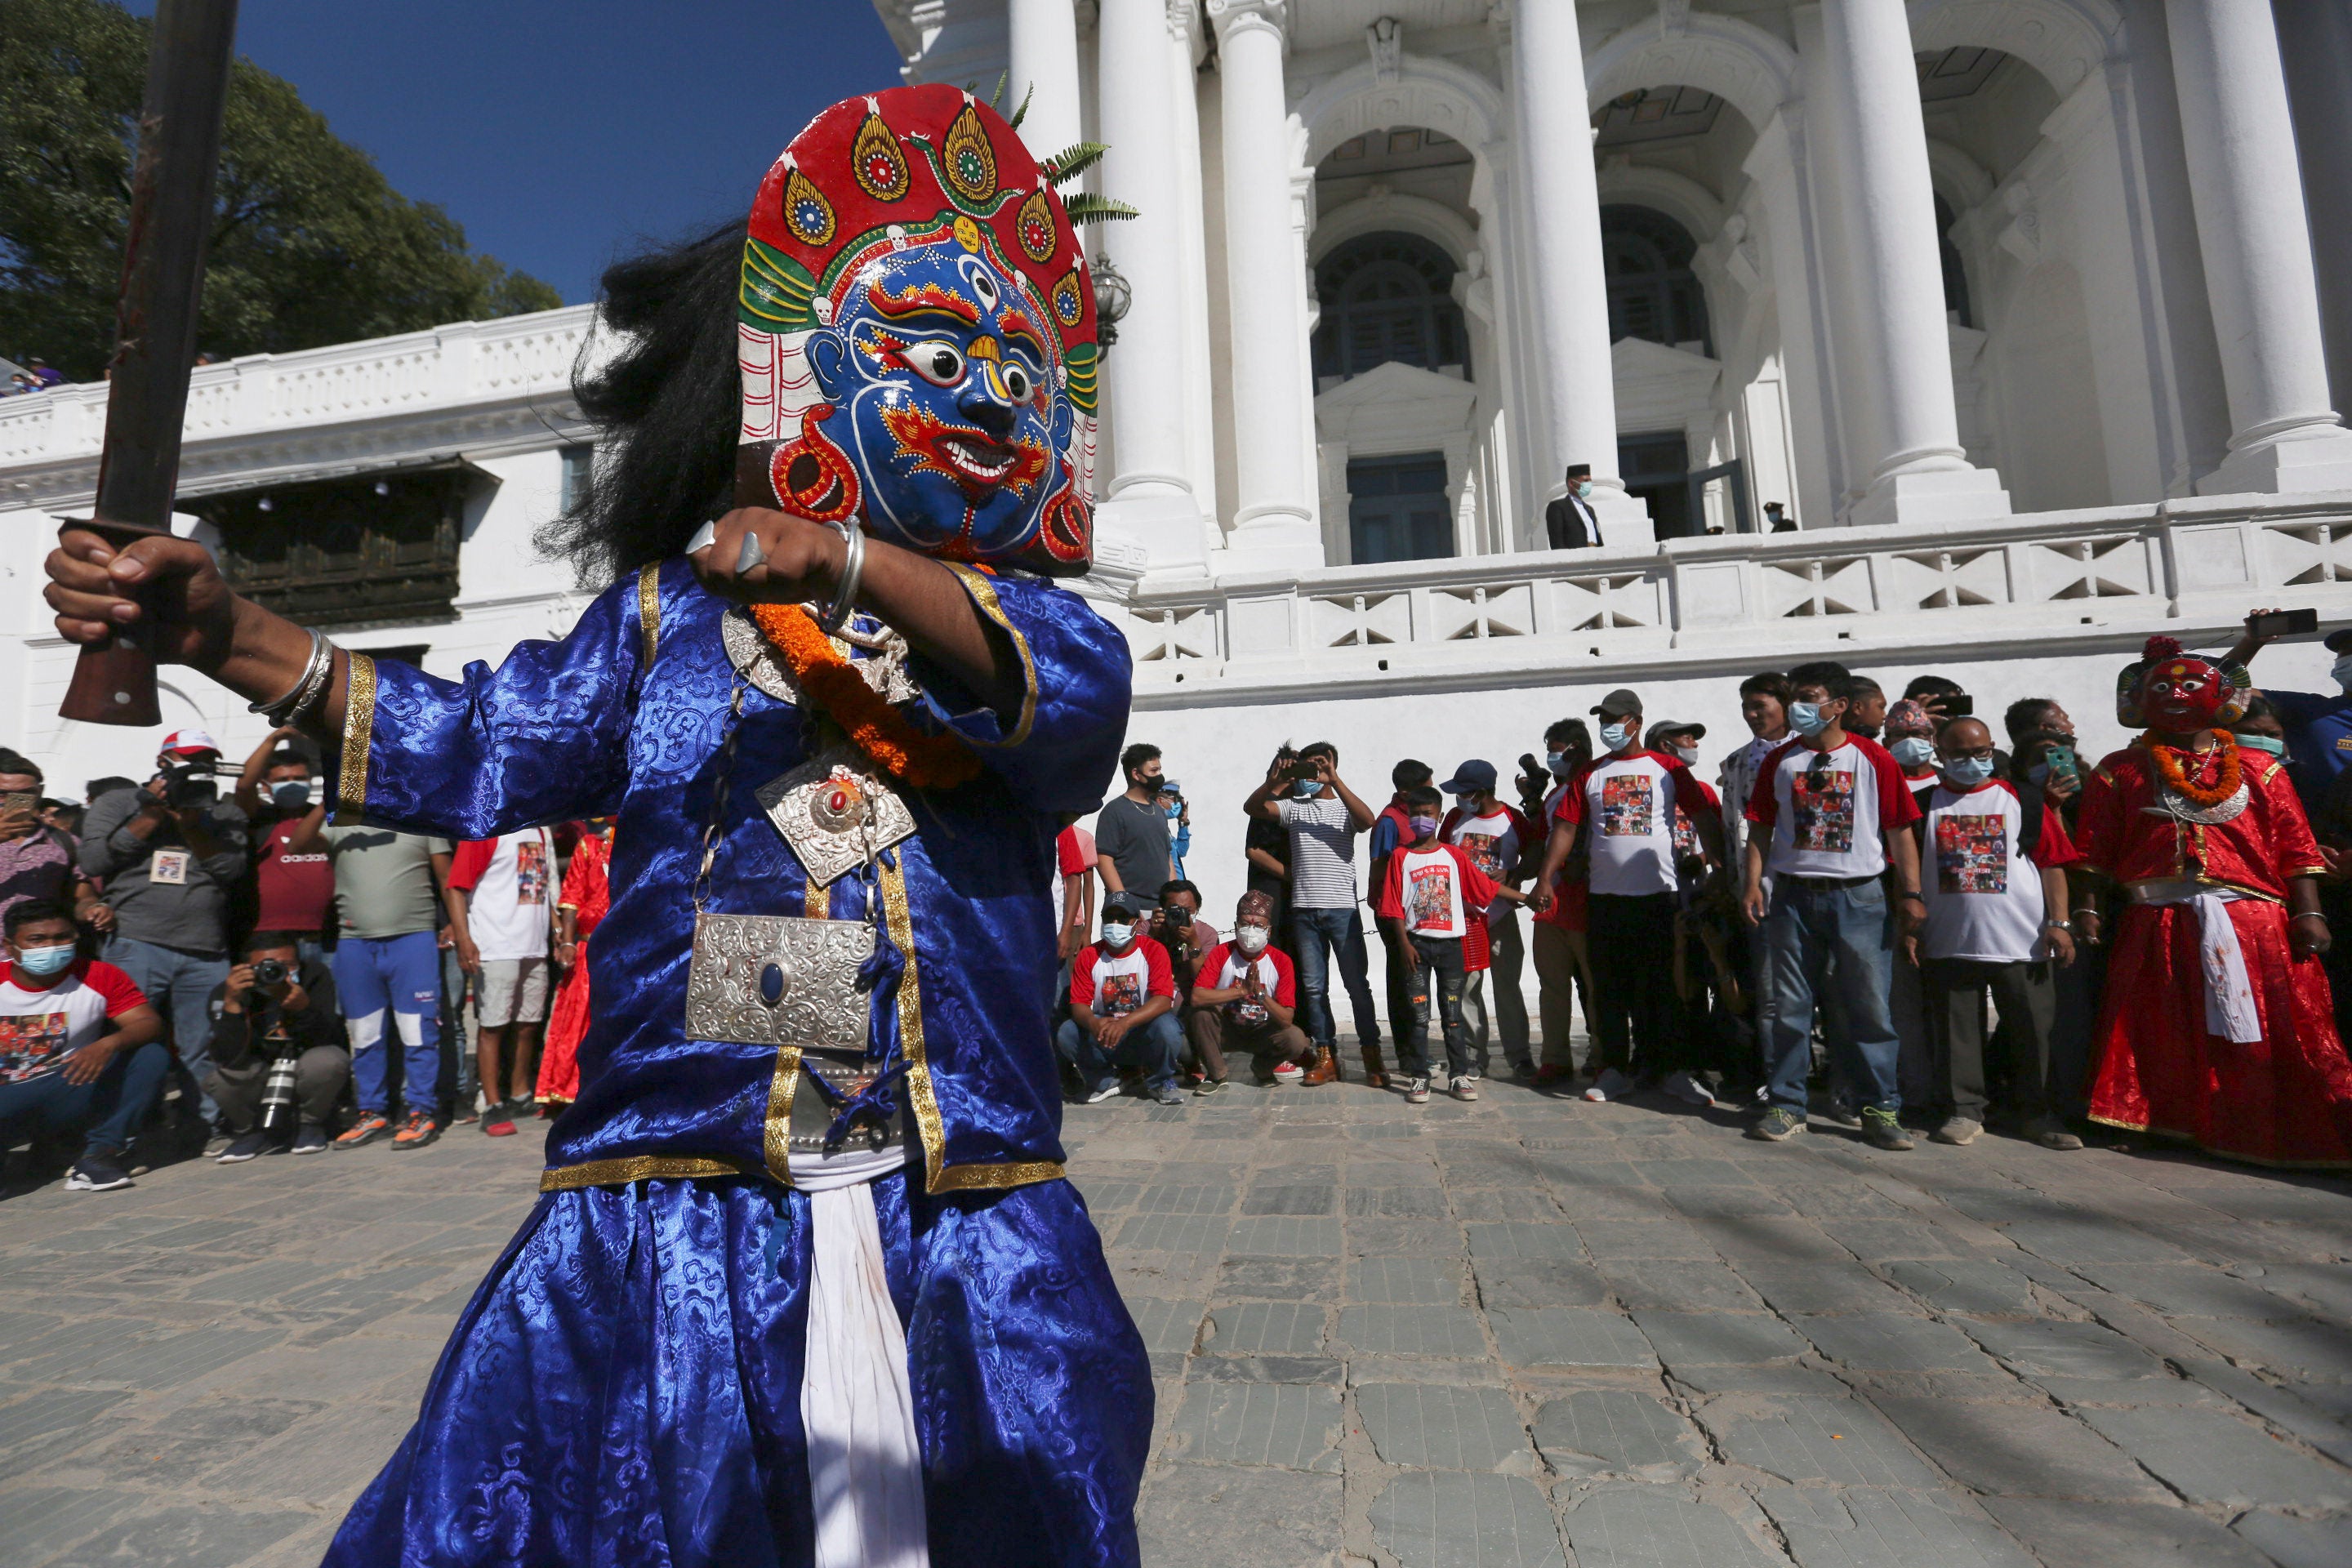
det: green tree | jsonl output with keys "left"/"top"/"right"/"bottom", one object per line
{"left": 0, "top": 0, "right": 563, "bottom": 381}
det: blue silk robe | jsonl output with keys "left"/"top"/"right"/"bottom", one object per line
{"left": 322, "top": 560, "right": 1150, "bottom": 1568}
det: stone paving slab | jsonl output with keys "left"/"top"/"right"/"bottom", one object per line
{"left": 8, "top": 1071, "right": 2352, "bottom": 1566}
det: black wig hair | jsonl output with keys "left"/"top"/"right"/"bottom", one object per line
{"left": 540, "top": 222, "right": 748, "bottom": 586}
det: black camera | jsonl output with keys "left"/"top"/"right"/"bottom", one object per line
{"left": 1160, "top": 905, "right": 1193, "bottom": 931}
{"left": 252, "top": 957, "right": 290, "bottom": 988}
{"left": 160, "top": 760, "right": 217, "bottom": 809}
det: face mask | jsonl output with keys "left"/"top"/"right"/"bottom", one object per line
{"left": 2238, "top": 733, "right": 2286, "bottom": 757}
{"left": 1101, "top": 922, "right": 1134, "bottom": 949}
{"left": 270, "top": 781, "right": 311, "bottom": 810}
{"left": 1293, "top": 779, "right": 1322, "bottom": 799}
{"left": 1408, "top": 814, "right": 1441, "bottom": 839}
{"left": 1673, "top": 744, "right": 1701, "bottom": 766}
{"left": 1544, "top": 750, "right": 1568, "bottom": 777}
{"left": 1599, "top": 720, "right": 1634, "bottom": 752}
{"left": 1788, "top": 701, "right": 1830, "bottom": 737}
{"left": 1574, "top": 482, "right": 1592, "bottom": 501}
{"left": 1941, "top": 755, "right": 1996, "bottom": 788}
{"left": 1235, "top": 925, "right": 1269, "bottom": 956}
{"left": 1890, "top": 736, "right": 1936, "bottom": 768}
{"left": 2334, "top": 654, "right": 2352, "bottom": 691}
{"left": 14, "top": 942, "right": 74, "bottom": 978}
{"left": 2025, "top": 762, "right": 2051, "bottom": 784}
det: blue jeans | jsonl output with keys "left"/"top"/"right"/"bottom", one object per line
{"left": 335, "top": 931, "right": 443, "bottom": 1116}
{"left": 0, "top": 1040, "right": 172, "bottom": 1160}
{"left": 1054, "top": 1012, "right": 1184, "bottom": 1095}
{"left": 1759, "top": 879, "right": 1900, "bottom": 1113}
{"left": 105, "top": 935, "right": 229, "bottom": 1120}
{"left": 1396, "top": 934, "right": 1472, "bottom": 1080}
{"left": 1291, "top": 906, "right": 1383, "bottom": 1051}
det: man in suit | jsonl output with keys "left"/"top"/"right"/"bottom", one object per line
{"left": 1545, "top": 463, "right": 1601, "bottom": 550}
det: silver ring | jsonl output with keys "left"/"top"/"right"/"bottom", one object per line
{"left": 685, "top": 520, "right": 718, "bottom": 554}
{"left": 735, "top": 532, "right": 768, "bottom": 573}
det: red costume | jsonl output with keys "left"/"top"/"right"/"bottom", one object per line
{"left": 2080, "top": 639, "right": 2352, "bottom": 1167}
{"left": 532, "top": 824, "right": 610, "bottom": 1108}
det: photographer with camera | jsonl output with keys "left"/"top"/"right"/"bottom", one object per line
{"left": 1146, "top": 880, "right": 1218, "bottom": 1058}
{"left": 204, "top": 931, "right": 346, "bottom": 1160}
{"left": 75, "top": 729, "right": 249, "bottom": 1125}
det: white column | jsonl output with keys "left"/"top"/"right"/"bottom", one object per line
{"left": 1814, "top": 0, "right": 2007, "bottom": 525}
{"left": 2166, "top": 0, "right": 2352, "bottom": 494}
{"left": 1206, "top": 0, "right": 1321, "bottom": 569}
{"left": 1509, "top": 0, "right": 1649, "bottom": 548}
{"left": 1007, "top": 0, "right": 1084, "bottom": 159}
{"left": 1094, "top": 0, "right": 1206, "bottom": 574}
{"left": 1165, "top": 3, "right": 1222, "bottom": 546}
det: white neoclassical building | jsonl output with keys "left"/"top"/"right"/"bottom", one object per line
{"left": 5, "top": 0, "right": 2352, "bottom": 912}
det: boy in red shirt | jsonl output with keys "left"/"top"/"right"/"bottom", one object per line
{"left": 1376, "top": 787, "right": 1526, "bottom": 1103}
{"left": 0, "top": 900, "right": 167, "bottom": 1191}
{"left": 1056, "top": 891, "right": 1186, "bottom": 1106}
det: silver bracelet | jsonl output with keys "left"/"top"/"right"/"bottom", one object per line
{"left": 282, "top": 639, "right": 337, "bottom": 727}
{"left": 250, "top": 628, "right": 331, "bottom": 723}
{"left": 818, "top": 522, "right": 865, "bottom": 635}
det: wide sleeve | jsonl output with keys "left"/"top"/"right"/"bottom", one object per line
{"left": 908, "top": 566, "right": 1132, "bottom": 817}
{"left": 337, "top": 572, "right": 650, "bottom": 840}
{"left": 2255, "top": 759, "right": 2328, "bottom": 880}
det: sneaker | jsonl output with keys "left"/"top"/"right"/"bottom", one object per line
{"left": 1746, "top": 1106, "right": 1806, "bottom": 1142}
{"left": 483, "top": 1111, "right": 518, "bottom": 1137}
{"left": 1534, "top": 1063, "right": 1571, "bottom": 1085}
{"left": 1405, "top": 1076, "right": 1431, "bottom": 1105}
{"left": 1661, "top": 1071, "right": 1715, "bottom": 1108}
{"left": 1861, "top": 1107, "right": 1914, "bottom": 1151}
{"left": 1930, "top": 1116, "right": 1982, "bottom": 1147}
{"left": 1454, "top": 1079, "right": 1479, "bottom": 1102}
{"left": 2021, "top": 1118, "right": 2085, "bottom": 1151}
{"left": 1193, "top": 1077, "right": 1227, "bottom": 1098}
{"left": 1150, "top": 1083, "right": 1186, "bottom": 1107}
{"left": 215, "top": 1131, "right": 272, "bottom": 1164}
{"left": 1512, "top": 1061, "right": 1539, "bottom": 1084}
{"left": 1820, "top": 1096, "right": 1864, "bottom": 1130}
{"left": 389, "top": 1111, "right": 442, "bottom": 1150}
{"left": 64, "top": 1153, "right": 134, "bottom": 1192}
{"left": 1271, "top": 1061, "right": 1304, "bottom": 1083}
{"left": 335, "top": 1112, "right": 391, "bottom": 1150}
{"left": 1081, "top": 1081, "right": 1120, "bottom": 1105}
{"left": 1584, "top": 1067, "right": 1632, "bottom": 1102}
{"left": 292, "top": 1123, "right": 330, "bottom": 1155}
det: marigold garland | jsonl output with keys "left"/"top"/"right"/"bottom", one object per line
{"left": 2143, "top": 731, "right": 2242, "bottom": 810}
{"left": 750, "top": 603, "right": 982, "bottom": 791}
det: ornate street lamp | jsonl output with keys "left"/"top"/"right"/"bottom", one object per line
{"left": 1091, "top": 252, "right": 1132, "bottom": 350}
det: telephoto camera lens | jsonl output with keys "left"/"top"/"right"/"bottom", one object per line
{"left": 259, "top": 1051, "right": 301, "bottom": 1137}
{"left": 252, "top": 958, "right": 289, "bottom": 987}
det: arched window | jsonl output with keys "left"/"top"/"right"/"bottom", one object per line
{"left": 1935, "top": 194, "right": 1972, "bottom": 328}
{"left": 1312, "top": 232, "right": 1468, "bottom": 382}
{"left": 1598, "top": 205, "right": 1710, "bottom": 354}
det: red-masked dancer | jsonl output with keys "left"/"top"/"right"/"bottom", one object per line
{"left": 534, "top": 818, "right": 612, "bottom": 1109}
{"left": 2076, "top": 635, "right": 2352, "bottom": 1166}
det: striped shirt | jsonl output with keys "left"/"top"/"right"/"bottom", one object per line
{"left": 1274, "top": 795, "right": 1361, "bottom": 910}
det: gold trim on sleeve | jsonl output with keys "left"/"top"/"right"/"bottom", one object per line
{"left": 880, "top": 854, "right": 947, "bottom": 1188}
{"left": 337, "top": 652, "right": 378, "bottom": 817}
{"left": 929, "top": 1158, "right": 1067, "bottom": 1192}
{"left": 939, "top": 563, "right": 1037, "bottom": 746}
{"left": 636, "top": 561, "right": 662, "bottom": 670}
{"left": 762, "top": 1044, "right": 804, "bottom": 1182}
{"left": 538, "top": 1154, "right": 755, "bottom": 1192}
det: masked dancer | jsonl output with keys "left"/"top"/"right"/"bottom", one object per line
{"left": 45, "top": 85, "right": 1147, "bottom": 1567}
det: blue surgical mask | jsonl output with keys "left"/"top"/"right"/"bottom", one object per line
{"left": 1101, "top": 922, "right": 1134, "bottom": 949}
{"left": 1293, "top": 780, "right": 1322, "bottom": 799}
{"left": 1890, "top": 737, "right": 1936, "bottom": 768}
{"left": 1408, "top": 814, "right": 1441, "bottom": 839}
{"left": 14, "top": 942, "right": 74, "bottom": 978}
{"left": 1574, "top": 482, "right": 1592, "bottom": 501}
{"left": 2025, "top": 761, "right": 2051, "bottom": 784}
{"left": 1599, "top": 721, "right": 1635, "bottom": 752}
{"left": 1788, "top": 701, "right": 1829, "bottom": 737}
{"left": 2237, "top": 733, "right": 2286, "bottom": 757}
{"left": 1942, "top": 755, "right": 1996, "bottom": 788}
{"left": 270, "top": 781, "right": 311, "bottom": 810}
{"left": 1544, "top": 750, "right": 1568, "bottom": 777}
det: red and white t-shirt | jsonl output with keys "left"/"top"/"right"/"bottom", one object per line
{"left": 0, "top": 960, "right": 146, "bottom": 1085}
{"left": 1375, "top": 841, "right": 1501, "bottom": 942}
{"left": 450, "top": 828, "right": 554, "bottom": 963}
{"left": 1198, "top": 940, "right": 1295, "bottom": 1027}
{"left": 1442, "top": 804, "right": 1533, "bottom": 927}
{"left": 1532, "top": 780, "right": 1586, "bottom": 931}
{"left": 1745, "top": 737, "right": 1921, "bottom": 879}
{"left": 1070, "top": 935, "right": 1174, "bottom": 1018}
{"left": 1052, "top": 824, "right": 1095, "bottom": 926}
{"left": 1556, "top": 751, "right": 1720, "bottom": 896}
{"left": 1917, "top": 781, "right": 2080, "bottom": 962}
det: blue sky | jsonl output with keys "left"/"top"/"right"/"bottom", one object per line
{"left": 128, "top": 1, "right": 907, "bottom": 304}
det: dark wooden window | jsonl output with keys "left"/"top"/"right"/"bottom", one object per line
{"left": 1600, "top": 205, "right": 1711, "bottom": 354}
{"left": 1314, "top": 233, "right": 1469, "bottom": 382}
{"left": 1348, "top": 453, "right": 1453, "bottom": 564}
{"left": 190, "top": 462, "right": 479, "bottom": 630}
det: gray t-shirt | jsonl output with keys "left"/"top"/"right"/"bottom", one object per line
{"left": 1274, "top": 795, "right": 1361, "bottom": 910}
{"left": 77, "top": 786, "right": 250, "bottom": 955}
{"left": 323, "top": 825, "right": 452, "bottom": 939}
{"left": 1093, "top": 795, "right": 1172, "bottom": 896}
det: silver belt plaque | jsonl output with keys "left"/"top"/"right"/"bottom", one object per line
{"left": 684, "top": 912, "right": 875, "bottom": 1049}
{"left": 755, "top": 750, "right": 916, "bottom": 889}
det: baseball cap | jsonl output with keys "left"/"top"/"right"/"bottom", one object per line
{"left": 2323, "top": 628, "right": 2352, "bottom": 653}
{"left": 1102, "top": 891, "right": 1147, "bottom": 922}
{"left": 1589, "top": 689, "right": 1642, "bottom": 719}
{"left": 158, "top": 728, "right": 220, "bottom": 757}
{"left": 1439, "top": 760, "right": 1498, "bottom": 795}
{"left": 1642, "top": 719, "right": 1706, "bottom": 751}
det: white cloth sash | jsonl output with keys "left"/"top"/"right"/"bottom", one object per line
{"left": 800, "top": 1176, "right": 929, "bottom": 1568}
{"left": 2136, "top": 880, "right": 2262, "bottom": 1045}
